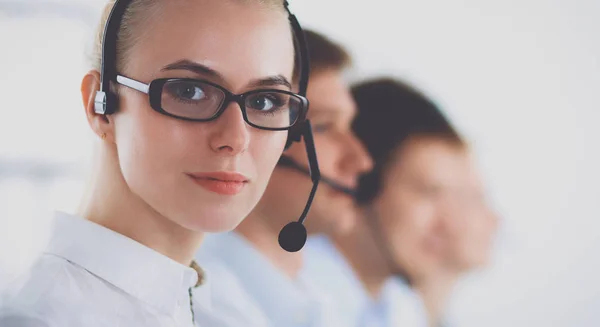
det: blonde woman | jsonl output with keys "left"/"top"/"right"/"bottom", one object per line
{"left": 0, "top": 0, "right": 313, "bottom": 326}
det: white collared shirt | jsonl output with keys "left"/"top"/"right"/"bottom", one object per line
{"left": 0, "top": 211, "right": 213, "bottom": 327}
{"left": 300, "top": 235, "right": 429, "bottom": 327}
{"left": 193, "top": 231, "right": 342, "bottom": 327}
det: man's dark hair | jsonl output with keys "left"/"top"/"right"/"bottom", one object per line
{"left": 352, "top": 78, "right": 465, "bottom": 204}
{"left": 293, "top": 29, "right": 351, "bottom": 80}
{"left": 305, "top": 29, "right": 351, "bottom": 73}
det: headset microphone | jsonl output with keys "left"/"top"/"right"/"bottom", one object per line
{"left": 278, "top": 121, "right": 320, "bottom": 252}
{"left": 276, "top": 2, "right": 323, "bottom": 253}
{"left": 277, "top": 157, "right": 356, "bottom": 197}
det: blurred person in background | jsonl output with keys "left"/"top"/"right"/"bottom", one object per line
{"left": 194, "top": 29, "right": 373, "bottom": 326}
{"left": 413, "top": 157, "right": 498, "bottom": 327}
{"left": 0, "top": 0, "right": 312, "bottom": 326}
{"left": 302, "top": 78, "right": 497, "bottom": 327}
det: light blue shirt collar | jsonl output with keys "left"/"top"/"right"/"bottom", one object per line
{"left": 198, "top": 231, "right": 336, "bottom": 326}
{"left": 301, "top": 235, "right": 368, "bottom": 326}
{"left": 301, "top": 235, "right": 429, "bottom": 327}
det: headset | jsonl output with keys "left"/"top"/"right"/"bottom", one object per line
{"left": 94, "top": 0, "right": 319, "bottom": 252}
{"left": 278, "top": 153, "right": 415, "bottom": 284}
{"left": 277, "top": 156, "right": 355, "bottom": 197}
{"left": 281, "top": 154, "right": 413, "bottom": 279}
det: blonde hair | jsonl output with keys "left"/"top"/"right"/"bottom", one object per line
{"left": 88, "top": 0, "right": 286, "bottom": 73}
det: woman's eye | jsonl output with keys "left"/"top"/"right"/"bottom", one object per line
{"left": 248, "top": 93, "right": 287, "bottom": 111}
{"left": 173, "top": 83, "right": 206, "bottom": 101}
{"left": 250, "top": 96, "right": 274, "bottom": 111}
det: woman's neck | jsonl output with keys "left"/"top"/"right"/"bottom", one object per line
{"left": 413, "top": 270, "right": 460, "bottom": 327}
{"left": 77, "top": 144, "right": 203, "bottom": 266}
{"left": 235, "top": 212, "right": 303, "bottom": 279}
{"left": 333, "top": 209, "right": 393, "bottom": 300}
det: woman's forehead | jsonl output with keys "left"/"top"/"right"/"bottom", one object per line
{"left": 127, "top": 0, "right": 294, "bottom": 89}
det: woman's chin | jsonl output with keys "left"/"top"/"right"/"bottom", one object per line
{"left": 175, "top": 209, "right": 246, "bottom": 234}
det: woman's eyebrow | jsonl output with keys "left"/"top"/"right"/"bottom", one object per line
{"left": 162, "top": 60, "right": 292, "bottom": 90}
{"left": 161, "top": 59, "right": 226, "bottom": 82}
{"left": 247, "top": 75, "right": 292, "bottom": 89}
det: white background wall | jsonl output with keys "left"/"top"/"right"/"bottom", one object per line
{"left": 1, "top": 1, "right": 598, "bottom": 326}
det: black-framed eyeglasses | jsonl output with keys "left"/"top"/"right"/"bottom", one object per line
{"left": 115, "top": 75, "right": 308, "bottom": 131}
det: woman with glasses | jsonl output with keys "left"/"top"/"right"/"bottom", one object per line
{"left": 0, "top": 0, "right": 309, "bottom": 326}
{"left": 193, "top": 30, "right": 373, "bottom": 326}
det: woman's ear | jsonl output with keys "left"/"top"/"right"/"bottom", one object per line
{"left": 81, "top": 70, "right": 114, "bottom": 142}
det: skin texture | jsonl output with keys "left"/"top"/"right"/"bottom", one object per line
{"left": 236, "top": 68, "right": 373, "bottom": 276}
{"left": 79, "top": 0, "right": 295, "bottom": 264}
{"left": 394, "top": 142, "right": 498, "bottom": 327}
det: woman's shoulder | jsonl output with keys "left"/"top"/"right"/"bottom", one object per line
{"left": 0, "top": 254, "right": 99, "bottom": 325}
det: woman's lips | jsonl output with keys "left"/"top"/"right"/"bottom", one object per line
{"left": 186, "top": 172, "right": 249, "bottom": 195}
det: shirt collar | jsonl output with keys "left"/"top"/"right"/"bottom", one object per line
{"left": 45, "top": 211, "right": 205, "bottom": 315}
{"left": 198, "top": 231, "right": 314, "bottom": 325}
{"left": 302, "top": 236, "right": 431, "bottom": 327}
{"left": 381, "top": 277, "right": 429, "bottom": 327}
{"left": 302, "top": 235, "right": 370, "bottom": 305}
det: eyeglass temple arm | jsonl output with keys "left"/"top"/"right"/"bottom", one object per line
{"left": 116, "top": 75, "right": 150, "bottom": 94}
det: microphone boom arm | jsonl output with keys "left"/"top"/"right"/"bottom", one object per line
{"left": 298, "top": 120, "right": 319, "bottom": 224}
{"left": 277, "top": 120, "right": 320, "bottom": 252}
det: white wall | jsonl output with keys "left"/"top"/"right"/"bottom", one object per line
{"left": 1, "top": 1, "right": 598, "bottom": 326}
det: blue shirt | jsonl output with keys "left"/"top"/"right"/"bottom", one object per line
{"left": 193, "top": 232, "right": 342, "bottom": 327}
{"left": 301, "top": 235, "right": 430, "bottom": 327}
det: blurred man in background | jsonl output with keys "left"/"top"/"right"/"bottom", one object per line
{"left": 302, "top": 78, "right": 498, "bottom": 327}
{"left": 414, "top": 156, "right": 498, "bottom": 327}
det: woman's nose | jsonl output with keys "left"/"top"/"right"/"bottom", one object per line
{"left": 208, "top": 102, "right": 250, "bottom": 156}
